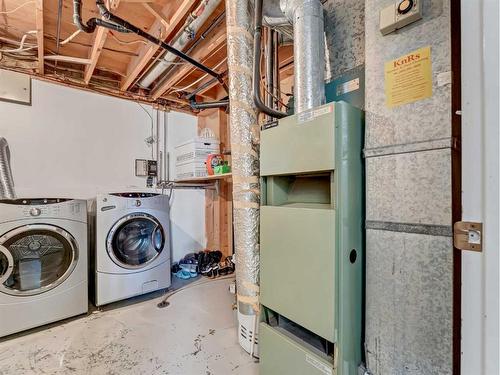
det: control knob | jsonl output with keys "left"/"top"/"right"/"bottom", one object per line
{"left": 30, "top": 208, "right": 41, "bottom": 217}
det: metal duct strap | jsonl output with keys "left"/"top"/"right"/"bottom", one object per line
{"left": 225, "top": 0, "right": 260, "bottom": 319}
{"left": 0, "top": 138, "right": 16, "bottom": 199}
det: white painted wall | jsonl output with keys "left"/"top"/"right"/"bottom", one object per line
{"left": 460, "top": 0, "right": 500, "bottom": 374}
{"left": 0, "top": 77, "right": 205, "bottom": 262}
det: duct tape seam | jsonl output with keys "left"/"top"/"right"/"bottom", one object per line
{"left": 234, "top": 201, "right": 260, "bottom": 209}
{"left": 232, "top": 176, "right": 259, "bottom": 184}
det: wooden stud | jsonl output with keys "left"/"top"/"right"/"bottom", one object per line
{"left": 35, "top": 0, "right": 44, "bottom": 75}
{"left": 120, "top": 0, "right": 195, "bottom": 91}
{"left": 199, "top": 109, "right": 233, "bottom": 257}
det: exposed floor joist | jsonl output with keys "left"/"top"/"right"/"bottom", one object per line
{"left": 36, "top": 0, "right": 44, "bottom": 75}
{"left": 0, "top": 0, "right": 237, "bottom": 112}
{"left": 120, "top": 0, "right": 196, "bottom": 91}
{"left": 152, "top": 27, "right": 227, "bottom": 100}
{"left": 142, "top": 3, "right": 170, "bottom": 29}
{"left": 84, "top": 0, "right": 121, "bottom": 84}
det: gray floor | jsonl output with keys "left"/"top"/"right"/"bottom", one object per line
{"left": 0, "top": 278, "right": 259, "bottom": 375}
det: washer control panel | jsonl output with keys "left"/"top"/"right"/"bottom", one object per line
{"left": 0, "top": 198, "right": 87, "bottom": 223}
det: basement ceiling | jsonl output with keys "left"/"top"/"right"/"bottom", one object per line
{"left": 0, "top": 0, "right": 229, "bottom": 112}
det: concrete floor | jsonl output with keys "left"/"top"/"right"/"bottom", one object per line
{"left": 0, "top": 278, "right": 258, "bottom": 375}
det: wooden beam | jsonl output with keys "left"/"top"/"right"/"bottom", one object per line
{"left": 35, "top": 0, "right": 44, "bottom": 75}
{"left": 142, "top": 3, "right": 170, "bottom": 29}
{"left": 120, "top": 0, "right": 195, "bottom": 91}
{"left": 151, "top": 29, "right": 227, "bottom": 100}
{"left": 84, "top": 0, "right": 120, "bottom": 84}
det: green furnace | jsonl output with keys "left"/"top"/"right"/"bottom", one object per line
{"left": 259, "top": 101, "right": 364, "bottom": 375}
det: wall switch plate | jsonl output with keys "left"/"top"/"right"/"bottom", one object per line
{"left": 380, "top": 0, "right": 422, "bottom": 35}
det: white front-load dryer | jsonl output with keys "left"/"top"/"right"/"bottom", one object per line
{"left": 93, "top": 193, "right": 171, "bottom": 306}
{"left": 0, "top": 198, "right": 88, "bottom": 338}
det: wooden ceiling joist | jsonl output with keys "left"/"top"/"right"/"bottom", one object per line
{"left": 36, "top": 0, "right": 44, "bottom": 75}
{"left": 0, "top": 0, "right": 234, "bottom": 112}
{"left": 84, "top": 0, "right": 121, "bottom": 84}
{"left": 152, "top": 27, "right": 227, "bottom": 100}
{"left": 45, "top": 55, "right": 91, "bottom": 64}
{"left": 120, "top": 0, "right": 196, "bottom": 91}
{"left": 142, "top": 3, "right": 170, "bottom": 29}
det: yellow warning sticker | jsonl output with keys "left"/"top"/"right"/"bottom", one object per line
{"left": 385, "top": 46, "right": 433, "bottom": 108}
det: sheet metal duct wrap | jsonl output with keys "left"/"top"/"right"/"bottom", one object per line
{"left": 0, "top": 138, "right": 16, "bottom": 199}
{"left": 281, "top": 0, "right": 325, "bottom": 113}
{"left": 225, "top": 0, "right": 260, "bottom": 317}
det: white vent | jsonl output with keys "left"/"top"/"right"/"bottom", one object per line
{"left": 238, "top": 310, "right": 259, "bottom": 358}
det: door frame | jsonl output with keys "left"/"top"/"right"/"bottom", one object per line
{"left": 459, "top": 0, "right": 499, "bottom": 374}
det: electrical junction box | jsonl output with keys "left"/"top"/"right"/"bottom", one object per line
{"left": 380, "top": 0, "right": 422, "bottom": 35}
{"left": 259, "top": 102, "right": 364, "bottom": 375}
{"left": 0, "top": 69, "right": 31, "bottom": 105}
{"left": 135, "top": 159, "right": 157, "bottom": 177}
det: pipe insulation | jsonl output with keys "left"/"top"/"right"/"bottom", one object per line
{"left": 281, "top": 0, "right": 325, "bottom": 113}
{"left": 140, "top": 0, "right": 223, "bottom": 88}
{"left": 225, "top": 0, "right": 260, "bottom": 318}
{"left": 0, "top": 138, "right": 16, "bottom": 199}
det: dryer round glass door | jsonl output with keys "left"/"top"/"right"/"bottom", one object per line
{"left": 107, "top": 213, "right": 165, "bottom": 269}
{"left": 0, "top": 245, "right": 14, "bottom": 284}
{"left": 0, "top": 224, "right": 78, "bottom": 296}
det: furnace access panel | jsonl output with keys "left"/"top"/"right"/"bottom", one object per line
{"left": 259, "top": 102, "right": 364, "bottom": 375}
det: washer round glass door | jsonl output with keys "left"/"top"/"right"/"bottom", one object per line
{"left": 106, "top": 213, "right": 165, "bottom": 269}
{"left": 0, "top": 224, "right": 78, "bottom": 296}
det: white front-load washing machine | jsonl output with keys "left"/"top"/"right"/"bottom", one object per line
{"left": 93, "top": 193, "right": 171, "bottom": 306}
{"left": 0, "top": 198, "right": 88, "bottom": 338}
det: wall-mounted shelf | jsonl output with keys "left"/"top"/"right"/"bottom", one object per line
{"left": 175, "top": 173, "right": 232, "bottom": 183}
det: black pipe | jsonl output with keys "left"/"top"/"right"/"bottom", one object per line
{"left": 190, "top": 99, "right": 229, "bottom": 110}
{"left": 73, "top": 0, "right": 225, "bottom": 86}
{"left": 184, "top": 77, "right": 219, "bottom": 100}
{"left": 153, "top": 10, "right": 228, "bottom": 95}
{"left": 253, "top": 0, "right": 287, "bottom": 119}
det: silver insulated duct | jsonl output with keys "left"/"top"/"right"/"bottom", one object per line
{"left": 281, "top": 0, "right": 325, "bottom": 113}
{"left": 139, "top": 0, "right": 222, "bottom": 88}
{"left": 225, "top": 0, "right": 261, "bottom": 356}
{"left": 0, "top": 138, "right": 16, "bottom": 199}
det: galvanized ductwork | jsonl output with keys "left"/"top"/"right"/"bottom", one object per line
{"left": 140, "top": 0, "right": 223, "bottom": 88}
{"left": 281, "top": 0, "right": 325, "bottom": 113}
{"left": 225, "top": 0, "right": 261, "bottom": 356}
{"left": 0, "top": 138, "right": 16, "bottom": 199}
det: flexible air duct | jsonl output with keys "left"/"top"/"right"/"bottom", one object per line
{"left": 0, "top": 138, "right": 16, "bottom": 199}
{"left": 281, "top": 0, "right": 325, "bottom": 113}
{"left": 139, "top": 0, "right": 223, "bottom": 88}
{"left": 225, "top": 0, "right": 261, "bottom": 356}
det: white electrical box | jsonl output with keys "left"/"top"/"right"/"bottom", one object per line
{"left": 380, "top": 0, "right": 422, "bottom": 35}
{"left": 0, "top": 69, "right": 31, "bottom": 105}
